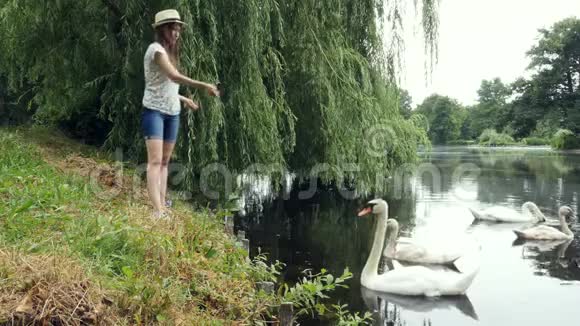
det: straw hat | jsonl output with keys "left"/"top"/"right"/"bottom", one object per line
{"left": 152, "top": 9, "right": 186, "bottom": 28}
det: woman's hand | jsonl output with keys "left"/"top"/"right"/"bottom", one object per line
{"left": 205, "top": 84, "right": 220, "bottom": 97}
{"left": 182, "top": 97, "right": 199, "bottom": 111}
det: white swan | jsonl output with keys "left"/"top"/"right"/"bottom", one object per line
{"left": 382, "top": 219, "right": 477, "bottom": 272}
{"left": 513, "top": 206, "right": 575, "bottom": 240}
{"left": 358, "top": 199, "right": 480, "bottom": 297}
{"left": 469, "top": 201, "right": 546, "bottom": 223}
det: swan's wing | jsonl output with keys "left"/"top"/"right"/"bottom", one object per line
{"left": 382, "top": 238, "right": 415, "bottom": 258}
{"left": 372, "top": 264, "right": 478, "bottom": 296}
{"left": 516, "top": 225, "right": 568, "bottom": 240}
{"left": 473, "top": 206, "right": 539, "bottom": 222}
{"left": 394, "top": 242, "right": 429, "bottom": 261}
{"left": 369, "top": 266, "right": 440, "bottom": 296}
{"left": 394, "top": 242, "right": 463, "bottom": 265}
{"left": 483, "top": 206, "right": 535, "bottom": 222}
{"left": 541, "top": 218, "right": 562, "bottom": 228}
{"left": 484, "top": 206, "right": 517, "bottom": 215}
{"left": 391, "top": 235, "right": 477, "bottom": 265}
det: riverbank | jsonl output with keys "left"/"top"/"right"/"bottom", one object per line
{"left": 0, "top": 126, "right": 279, "bottom": 324}
{"left": 0, "top": 126, "right": 370, "bottom": 325}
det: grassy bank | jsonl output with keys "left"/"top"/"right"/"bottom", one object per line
{"left": 0, "top": 127, "right": 281, "bottom": 325}
{"left": 0, "top": 127, "right": 368, "bottom": 325}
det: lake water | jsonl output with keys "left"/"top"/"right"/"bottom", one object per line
{"left": 236, "top": 146, "right": 580, "bottom": 325}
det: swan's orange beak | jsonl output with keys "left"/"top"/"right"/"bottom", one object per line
{"left": 357, "top": 207, "right": 372, "bottom": 217}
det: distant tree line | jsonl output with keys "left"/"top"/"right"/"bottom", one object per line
{"left": 405, "top": 17, "right": 580, "bottom": 149}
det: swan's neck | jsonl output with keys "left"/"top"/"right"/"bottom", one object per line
{"left": 559, "top": 213, "right": 573, "bottom": 236}
{"left": 384, "top": 220, "right": 399, "bottom": 258}
{"left": 524, "top": 204, "right": 545, "bottom": 222}
{"left": 362, "top": 211, "right": 388, "bottom": 285}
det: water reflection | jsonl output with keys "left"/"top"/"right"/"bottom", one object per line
{"left": 514, "top": 236, "right": 580, "bottom": 282}
{"left": 238, "top": 146, "right": 580, "bottom": 326}
{"left": 361, "top": 287, "right": 479, "bottom": 325}
{"left": 416, "top": 147, "right": 579, "bottom": 207}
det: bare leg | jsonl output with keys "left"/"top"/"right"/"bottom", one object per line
{"left": 146, "top": 139, "right": 164, "bottom": 215}
{"left": 160, "top": 141, "right": 176, "bottom": 207}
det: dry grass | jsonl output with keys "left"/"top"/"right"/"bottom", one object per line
{"left": 0, "top": 250, "right": 119, "bottom": 325}
{"left": 0, "top": 127, "right": 277, "bottom": 325}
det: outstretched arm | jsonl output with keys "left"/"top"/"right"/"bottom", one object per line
{"left": 154, "top": 51, "right": 220, "bottom": 97}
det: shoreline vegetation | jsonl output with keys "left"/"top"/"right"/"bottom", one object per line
{"left": 443, "top": 128, "right": 578, "bottom": 149}
{"left": 0, "top": 126, "right": 369, "bottom": 325}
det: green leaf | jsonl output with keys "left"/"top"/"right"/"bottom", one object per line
{"left": 10, "top": 199, "right": 35, "bottom": 216}
{"left": 326, "top": 274, "right": 334, "bottom": 284}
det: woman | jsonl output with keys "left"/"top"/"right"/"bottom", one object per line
{"left": 142, "top": 9, "right": 220, "bottom": 219}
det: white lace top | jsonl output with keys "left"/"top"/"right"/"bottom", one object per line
{"left": 142, "top": 42, "right": 180, "bottom": 115}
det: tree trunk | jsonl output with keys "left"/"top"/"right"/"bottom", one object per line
{"left": 0, "top": 95, "right": 4, "bottom": 126}
{"left": 101, "top": 0, "right": 121, "bottom": 17}
{"left": 566, "top": 70, "right": 574, "bottom": 94}
{"left": 0, "top": 84, "right": 5, "bottom": 126}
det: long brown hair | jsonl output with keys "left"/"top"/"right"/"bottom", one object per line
{"left": 154, "top": 23, "right": 181, "bottom": 66}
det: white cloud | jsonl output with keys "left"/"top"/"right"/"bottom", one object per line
{"left": 399, "top": 0, "right": 580, "bottom": 107}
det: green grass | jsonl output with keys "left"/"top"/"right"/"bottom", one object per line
{"left": 0, "top": 127, "right": 274, "bottom": 324}
{"left": 0, "top": 127, "right": 370, "bottom": 326}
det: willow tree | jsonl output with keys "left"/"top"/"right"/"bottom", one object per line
{"left": 0, "top": 0, "right": 438, "bottom": 194}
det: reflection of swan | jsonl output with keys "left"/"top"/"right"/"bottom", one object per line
{"left": 557, "top": 239, "right": 578, "bottom": 268}
{"left": 361, "top": 287, "right": 479, "bottom": 321}
{"left": 513, "top": 238, "right": 572, "bottom": 268}
{"left": 469, "top": 202, "right": 546, "bottom": 223}
{"left": 383, "top": 219, "right": 477, "bottom": 272}
{"left": 515, "top": 237, "right": 573, "bottom": 269}
{"left": 556, "top": 239, "right": 572, "bottom": 258}
{"left": 514, "top": 206, "right": 575, "bottom": 240}
{"left": 512, "top": 237, "right": 569, "bottom": 252}
{"left": 556, "top": 239, "right": 573, "bottom": 268}
{"left": 358, "top": 199, "right": 480, "bottom": 296}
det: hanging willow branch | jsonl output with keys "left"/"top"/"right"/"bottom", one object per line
{"left": 0, "top": 0, "right": 438, "bottom": 193}
{"left": 101, "top": 0, "right": 122, "bottom": 17}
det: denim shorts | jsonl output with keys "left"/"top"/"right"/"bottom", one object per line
{"left": 141, "top": 107, "right": 180, "bottom": 142}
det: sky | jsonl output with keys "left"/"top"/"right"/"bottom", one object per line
{"left": 400, "top": 0, "right": 580, "bottom": 107}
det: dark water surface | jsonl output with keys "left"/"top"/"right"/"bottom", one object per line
{"left": 236, "top": 146, "right": 580, "bottom": 325}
